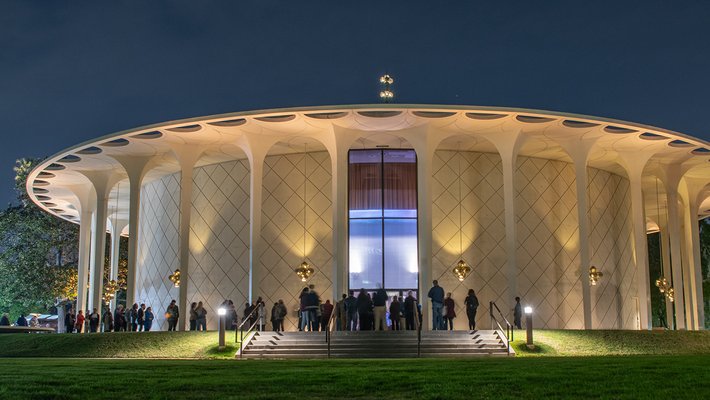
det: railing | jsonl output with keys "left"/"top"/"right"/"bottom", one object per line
{"left": 489, "top": 301, "right": 513, "bottom": 355}
{"left": 325, "top": 308, "right": 337, "bottom": 358}
{"left": 416, "top": 307, "right": 422, "bottom": 357}
{"left": 236, "top": 306, "right": 261, "bottom": 359}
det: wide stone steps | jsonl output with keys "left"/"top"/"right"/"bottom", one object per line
{"left": 240, "top": 330, "right": 513, "bottom": 359}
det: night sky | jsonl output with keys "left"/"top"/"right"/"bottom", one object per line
{"left": 1, "top": 1, "right": 709, "bottom": 206}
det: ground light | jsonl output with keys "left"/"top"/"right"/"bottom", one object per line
{"left": 525, "top": 306, "right": 534, "bottom": 349}
{"left": 217, "top": 307, "right": 226, "bottom": 350}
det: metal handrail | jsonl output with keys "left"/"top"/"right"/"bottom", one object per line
{"left": 416, "top": 306, "right": 422, "bottom": 357}
{"left": 489, "top": 301, "right": 513, "bottom": 355}
{"left": 325, "top": 307, "right": 337, "bottom": 358}
{"left": 236, "top": 305, "right": 261, "bottom": 359}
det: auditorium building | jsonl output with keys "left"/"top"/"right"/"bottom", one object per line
{"left": 27, "top": 105, "right": 708, "bottom": 331}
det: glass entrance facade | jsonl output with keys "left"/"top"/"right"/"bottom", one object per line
{"left": 348, "top": 149, "right": 418, "bottom": 291}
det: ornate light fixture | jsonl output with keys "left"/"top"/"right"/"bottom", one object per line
{"left": 588, "top": 266, "right": 603, "bottom": 286}
{"left": 102, "top": 279, "right": 119, "bottom": 304}
{"left": 168, "top": 269, "right": 181, "bottom": 288}
{"left": 655, "top": 277, "right": 675, "bottom": 302}
{"left": 294, "top": 143, "right": 315, "bottom": 282}
{"left": 379, "top": 74, "right": 394, "bottom": 102}
{"left": 452, "top": 147, "right": 471, "bottom": 282}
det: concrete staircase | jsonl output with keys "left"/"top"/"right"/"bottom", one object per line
{"left": 239, "top": 330, "right": 513, "bottom": 359}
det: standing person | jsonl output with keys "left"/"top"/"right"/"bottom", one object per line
{"left": 321, "top": 299, "right": 334, "bottom": 331}
{"left": 307, "top": 285, "right": 320, "bottom": 332}
{"left": 102, "top": 308, "right": 113, "bottom": 332}
{"left": 356, "top": 289, "right": 369, "bottom": 331}
{"left": 513, "top": 297, "right": 522, "bottom": 329}
{"left": 464, "top": 289, "right": 479, "bottom": 330}
{"left": 137, "top": 304, "right": 146, "bottom": 332}
{"left": 389, "top": 295, "right": 401, "bottom": 331}
{"left": 428, "top": 280, "right": 445, "bottom": 330}
{"left": 64, "top": 309, "right": 75, "bottom": 333}
{"left": 373, "top": 286, "right": 388, "bottom": 331}
{"left": 0, "top": 313, "right": 9, "bottom": 326}
{"left": 88, "top": 308, "right": 100, "bottom": 333}
{"left": 270, "top": 302, "right": 278, "bottom": 331}
{"left": 189, "top": 302, "right": 198, "bottom": 331}
{"left": 74, "top": 310, "right": 85, "bottom": 333}
{"left": 144, "top": 307, "right": 154, "bottom": 331}
{"left": 166, "top": 299, "right": 179, "bottom": 331}
{"left": 344, "top": 292, "right": 358, "bottom": 331}
{"left": 195, "top": 301, "right": 207, "bottom": 332}
{"left": 15, "top": 313, "right": 28, "bottom": 327}
{"left": 242, "top": 302, "right": 253, "bottom": 328}
{"left": 298, "top": 287, "right": 309, "bottom": 331}
{"left": 114, "top": 305, "right": 125, "bottom": 332}
{"left": 443, "top": 293, "right": 456, "bottom": 330}
{"left": 257, "top": 299, "right": 266, "bottom": 331}
{"left": 336, "top": 294, "right": 347, "bottom": 331}
{"left": 129, "top": 303, "right": 139, "bottom": 332}
{"left": 228, "top": 300, "right": 237, "bottom": 330}
{"left": 404, "top": 291, "right": 417, "bottom": 330}
{"left": 274, "top": 299, "right": 287, "bottom": 332}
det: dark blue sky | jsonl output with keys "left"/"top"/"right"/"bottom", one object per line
{"left": 1, "top": 1, "right": 709, "bottom": 206}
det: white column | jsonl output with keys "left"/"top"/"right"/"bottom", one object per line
{"left": 76, "top": 209, "right": 92, "bottom": 324}
{"left": 330, "top": 144, "right": 349, "bottom": 300}
{"left": 162, "top": 147, "right": 202, "bottom": 331}
{"left": 90, "top": 193, "right": 109, "bottom": 320}
{"left": 681, "top": 190, "right": 703, "bottom": 329}
{"left": 663, "top": 166, "right": 686, "bottom": 329}
{"left": 558, "top": 137, "right": 599, "bottom": 329}
{"left": 248, "top": 154, "right": 265, "bottom": 303}
{"left": 618, "top": 152, "right": 654, "bottom": 330}
{"left": 87, "top": 210, "right": 97, "bottom": 312}
{"left": 659, "top": 220, "right": 674, "bottom": 328}
{"left": 108, "top": 218, "right": 127, "bottom": 311}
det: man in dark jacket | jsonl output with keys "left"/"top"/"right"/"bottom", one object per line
{"left": 373, "top": 286, "right": 388, "bottom": 331}
{"left": 356, "top": 289, "right": 370, "bottom": 331}
{"left": 404, "top": 291, "right": 417, "bottom": 330}
{"left": 344, "top": 293, "right": 358, "bottom": 331}
{"left": 428, "top": 280, "right": 445, "bottom": 330}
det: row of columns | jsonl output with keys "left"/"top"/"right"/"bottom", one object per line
{"left": 70, "top": 126, "right": 705, "bottom": 332}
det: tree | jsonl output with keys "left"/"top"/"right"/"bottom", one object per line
{"left": 0, "top": 159, "right": 79, "bottom": 316}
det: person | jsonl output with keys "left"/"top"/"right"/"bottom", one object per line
{"left": 1, "top": 313, "right": 10, "bottom": 326}
{"left": 306, "top": 285, "right": 320, "bottom": 332}
{"left": 114, "top": 305, "right": 125, "bottom": 332}
{"left": 344, "top": 292, "right": 358, "bottom": 331}
{"left": 336, "top": 294, "right": 347, "bottom": 331}
{"left": 298, "top": 287, "right": 310, "bottom": 331}
{"left": 166, "top": 299, "right": 179, "bottom": 331}
{"left": 16, "top": 313, "right": 28, "bottom": 327}
{"left": 428, "top": 280, "right": 445, "bottom": 330}
{"left": 138, "top": 304, "right": 146, "bottom": 332}
{"left": 243, "top": 301, "right": 255, "bottom": 328}
{"left": 195, "top": 301, "right": 207, "bottom": 332}
{"left": 277, "top": 299, "right": 287, "bottom": 332}
{"left": 514, "top": 297, "right": 522, "bottom": 329}
{"left": 321, "top": 299, "right": 334, "bottom": 331}
{"left": 373, "top": 286, "right": 388, "bottom": 331}
{"left": 270, "top": 302, "right": 278, "bottom": 331}
{"left": 189, "top": 302, "right": 198, "bottom": 331}
{"left": 74, "top": 310, "right": 84, "bottom": 333}
{"left": 256, "top": 299, "right": 266, "bottom": 331}
{"left": 103, "top": 308, "right": 113, "bottom": 332}
{"left": 129, "top": 303, "right": 139, "bottom": 331}
{"left": 29, "top": 315, "right": 39, "bottom": 327}
{"left": 404, "top": 291, "right": 417, "bottom": 330}
{"left": 88, "top": 308, "right": 100, "bottom": 333}
{"left": 464, "top": 289, "right": 479, "bottom": 330}
{"left": 356, "top": 289, "right": 370, "bottom": 331}
{"left": 443, "top": 292, "right": 456, "bottom": 330}
{"left": 389, "top": 295, "right": 401, "bottom": 331}
{"left": 144, "top": 307, "right": 154, "bottom": 331}
{"left": 65, "top": 309, "right": 75, "bottom": 333}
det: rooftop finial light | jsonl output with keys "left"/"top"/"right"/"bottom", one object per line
{"left": 379, "top": 74, "right": 394, "bottom": 103}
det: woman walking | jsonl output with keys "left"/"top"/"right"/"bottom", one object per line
{"left": 464, "top": 289, "right": 479, "bottom": 330}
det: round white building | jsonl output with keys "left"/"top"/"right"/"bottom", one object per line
{"left": 28, "top": 105, "right": 709, "bottom": 331}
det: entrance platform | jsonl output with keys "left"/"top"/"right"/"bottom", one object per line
{"left": 239, "top": 330, "right": 514, "bottom": 359}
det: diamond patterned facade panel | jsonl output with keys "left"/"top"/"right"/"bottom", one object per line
{"left": 260, "top": 151, "right": 333, "bottom": 331}
{"left": 136, "top": 174, "right": 181, "bottom": 331}
{"left": 188, "top": 160, "right": 251, "bottom": 330}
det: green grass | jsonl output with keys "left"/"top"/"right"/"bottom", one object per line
{"left": 0, "top": 356, "right": 707, "bottom": 399}
{"left": 510, "top": 329, "right": 710, "bottom": 356}
{"left": 0, "top": 331, "right": 239, "bottom": 359}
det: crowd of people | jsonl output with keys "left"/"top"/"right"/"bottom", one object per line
{"left": 62, "top": 303, "right": 156, "bottom": 333}
{"left": 0, "top": 313, "right": 39, "bottom": 327}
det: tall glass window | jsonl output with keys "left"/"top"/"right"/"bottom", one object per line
{"left": 348, "top": 149, "right": 418, "bottom": 290}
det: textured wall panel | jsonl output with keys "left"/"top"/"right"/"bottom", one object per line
{"left": 188, "top": 160, "right": 251, "bottom": 330}
{"left": 260, "top": 151, "right": 333, "bottom": 331}
{"left": 135, "top": 173, "right": 181, "bottom": 331}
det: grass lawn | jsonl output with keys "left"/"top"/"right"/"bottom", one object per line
{"left": 0, "top": 356, "right": 707, "bottom": 399}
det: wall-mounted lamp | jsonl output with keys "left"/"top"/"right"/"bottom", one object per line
{"left": 168, "top": 269, "right": 181, "bottom": 288}
{"left": 655, "top": 277, "right": 674, "bottom": 302}
{"left": 589, "top": 266, "right": 603, "bottom": 286}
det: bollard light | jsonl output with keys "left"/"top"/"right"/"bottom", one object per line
{"left": 524, "top": 306, "right": 534, "bottom": 349}
{"left": 218, "top": 307, "right": 226, "bottom": 350}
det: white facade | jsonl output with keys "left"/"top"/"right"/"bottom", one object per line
{"left": 27, "top": 105, "right": 710, "bottom": 331}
